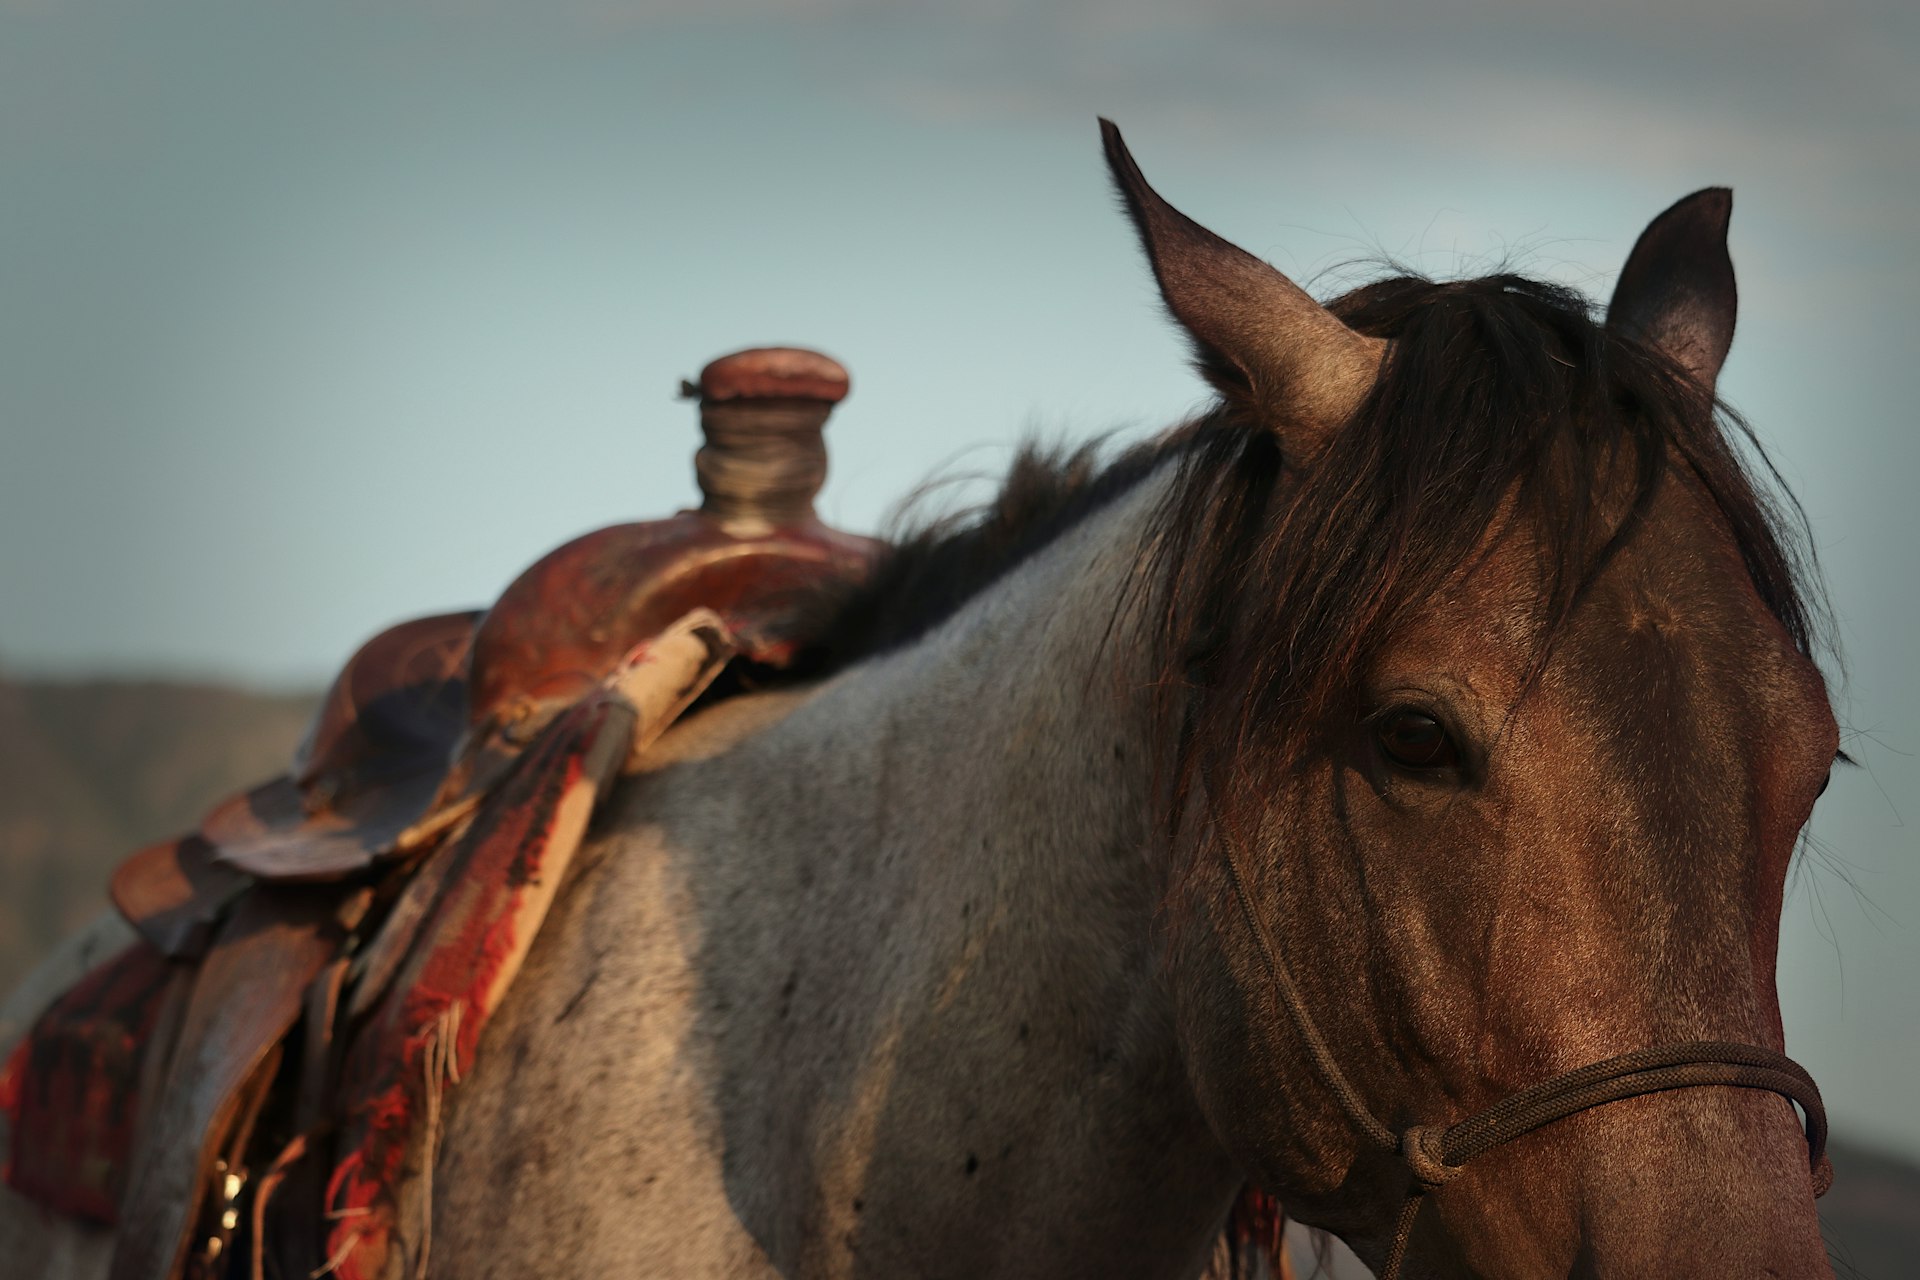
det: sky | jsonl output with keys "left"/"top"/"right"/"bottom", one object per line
{"left": 1, "top": 1, "right": 1915, "bottom": 1160}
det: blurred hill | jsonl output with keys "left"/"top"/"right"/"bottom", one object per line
{"left": 0, "top": 675, "right": 316, "bottom": 990}
{"left": 0, "top": 678, "right": 1913, "bottom": 1272}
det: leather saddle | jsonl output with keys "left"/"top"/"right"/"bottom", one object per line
{"left": 2, "top": 347, "right": 879, "bottom": 1280}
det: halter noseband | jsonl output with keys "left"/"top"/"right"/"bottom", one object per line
{"left": 1218, "top": 842, "right": 1831, "bottom": 1280}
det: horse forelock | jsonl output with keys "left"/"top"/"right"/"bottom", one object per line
{"left": 1146, "top": 272, "right": 1830, "bottom": 863}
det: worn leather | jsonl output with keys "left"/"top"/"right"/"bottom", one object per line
{"left": 209, "top": 613, "right": 477, "bottom": 884}
{"left": 106, "top": 889, "right": 355, "bottom": 1280}
{"left": 110, "top": 836, "right": 251, "bottom": 960}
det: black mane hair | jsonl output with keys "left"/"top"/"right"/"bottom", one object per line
{"left": 790, "top": 429, "right": 1191, "bottom": 671}
{"left": 797, "top": 272, "right": 1826, "bottom": 786}
{"left": 1155, "top": 273, "right": 1824, "bottom": 799}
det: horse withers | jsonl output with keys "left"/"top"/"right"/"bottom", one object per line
{"left": 1, "top": 122, "right": 1841, "bottom": 1278}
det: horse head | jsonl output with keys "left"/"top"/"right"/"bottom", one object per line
{"left": 1102, "top": 123, "right": 1839, "bottom": 1277}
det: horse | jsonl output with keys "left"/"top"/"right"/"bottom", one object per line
{"left": 0, "top": 120, "right": 1842, "bottom": 1279}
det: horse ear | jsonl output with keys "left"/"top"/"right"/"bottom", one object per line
{"left": 1099, "top": 119, "right": 1383, "bottom": 442}
{"left": 1606, "top": 188, "right": 1737, "bottom": 393}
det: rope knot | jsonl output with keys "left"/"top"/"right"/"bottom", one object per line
{"left": 1401, "top": 1124, "right": 1466, "bottom": 1191}
{"left": 1812, "top": 1152, "right": 1834, "bottom": 1199}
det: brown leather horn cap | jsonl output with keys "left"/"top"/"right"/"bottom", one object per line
{"left": 690, "top": 347, "right": 850, "bottom": 403}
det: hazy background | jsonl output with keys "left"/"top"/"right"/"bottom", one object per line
{"left": 1, "top": 0, "right": 1914, "bottom": 1182}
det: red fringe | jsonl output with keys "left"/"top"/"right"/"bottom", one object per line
{"left": 1226, "top": 1183, "right": 1288, "bottom": 1279}
{"left": 323, "top": 700, "right": 604, "bottom": 1279}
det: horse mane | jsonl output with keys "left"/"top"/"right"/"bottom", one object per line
{"left": 788, "top": 427, "right": 1189, "bottom": 671}
{"left": 801, "top": 270, "right": 1824, "bottom": 704}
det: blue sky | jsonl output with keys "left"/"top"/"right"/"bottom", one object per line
{"left": 1, "top": 1, "right": 1915, "bottom": 1160}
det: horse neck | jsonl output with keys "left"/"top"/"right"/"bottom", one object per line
{"left": 861, "top": 458, "right": 1171, "bottom": 956}
{"left": 757, "top": 458, "right": 1239, "bottom": 1271}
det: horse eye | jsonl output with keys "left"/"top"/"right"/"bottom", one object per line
{"left": 1375, "top": 709, "right": 1459, "bottom": 770}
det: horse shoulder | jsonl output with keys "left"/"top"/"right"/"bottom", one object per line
{"left": 430, "top": 686, "right": 823, "bottom": 1276}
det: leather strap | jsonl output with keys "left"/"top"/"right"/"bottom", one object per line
{"left": 1378, "top": 1042, "right": 1828, "bottom": 1277}
{"left": 1218, "top": 835, "right": 1828, "bottom": 1280}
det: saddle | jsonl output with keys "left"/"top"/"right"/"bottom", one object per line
{"left": 1, "top": 347, "right": 880, "bottom": 1280}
